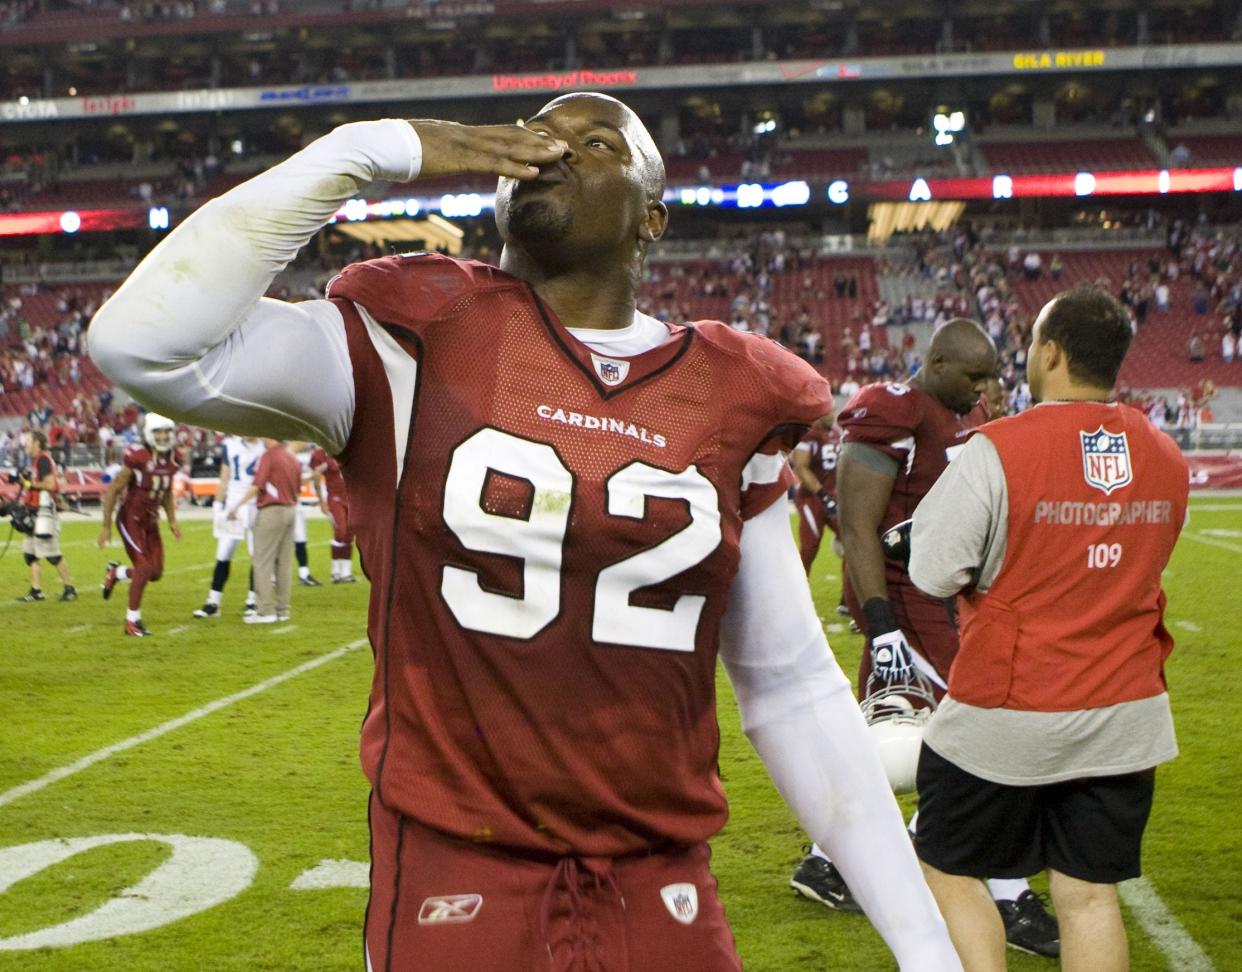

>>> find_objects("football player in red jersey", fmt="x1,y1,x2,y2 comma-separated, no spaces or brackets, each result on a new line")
97,413,183,636
792,322,1059,959
791,413,843,575
309,444,356,583
90,96,962,970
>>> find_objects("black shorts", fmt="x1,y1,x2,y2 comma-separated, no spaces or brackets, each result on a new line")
914,743,1155,885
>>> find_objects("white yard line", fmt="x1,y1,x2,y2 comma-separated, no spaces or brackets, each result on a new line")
166,625,190,637
272,625,297,634
1119,877,1218,972
1173,620,1202,633
0,638,367,810
1183,532,1242,555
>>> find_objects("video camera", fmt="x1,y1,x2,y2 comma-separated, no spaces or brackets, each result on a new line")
0,471,36,535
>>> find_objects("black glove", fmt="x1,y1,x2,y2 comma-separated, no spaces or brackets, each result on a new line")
880,518,913,564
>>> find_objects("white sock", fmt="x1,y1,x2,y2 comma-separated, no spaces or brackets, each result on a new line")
809,843,831,862
246,591,256,606
116,566,130,582
988,878,1031,902
341,561,352,577
207,589,222,606
126,609,141,623
299,565,310,579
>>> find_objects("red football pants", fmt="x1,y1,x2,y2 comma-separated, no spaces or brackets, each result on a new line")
793,491,838,575
326,495,353,549
365,793,741,972
117,509,163,611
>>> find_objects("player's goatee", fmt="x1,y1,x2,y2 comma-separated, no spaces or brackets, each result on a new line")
505,197,572,243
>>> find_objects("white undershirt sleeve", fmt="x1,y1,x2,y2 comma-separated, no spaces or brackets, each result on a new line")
88,119,422,453
720,500,962,972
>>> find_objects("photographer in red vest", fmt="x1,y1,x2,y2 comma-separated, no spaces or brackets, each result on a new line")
17,428,77,602
907,285,1189,972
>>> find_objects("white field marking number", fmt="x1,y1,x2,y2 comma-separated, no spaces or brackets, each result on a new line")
441,427,721,653
1087,542,1123,568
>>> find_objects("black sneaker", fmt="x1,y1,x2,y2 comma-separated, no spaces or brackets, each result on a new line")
790,852,862,914
193,602,220,618
59,585,77,602
835,602,851,616
299,574,323,587
243,603,257,617
17,587,45,602
997,890,1060,958
332,575,358,584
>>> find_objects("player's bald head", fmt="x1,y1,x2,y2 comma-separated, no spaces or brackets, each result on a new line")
923,318,998,414
929,318,996,363
533,92,666,200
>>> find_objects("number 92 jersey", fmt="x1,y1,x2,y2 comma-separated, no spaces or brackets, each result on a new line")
327,254,830,857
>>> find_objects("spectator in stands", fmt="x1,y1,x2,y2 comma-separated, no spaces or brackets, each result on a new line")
1223,329,1236,364
1049,254,1064,281
1187,332,1205,362
1022,251,1043,280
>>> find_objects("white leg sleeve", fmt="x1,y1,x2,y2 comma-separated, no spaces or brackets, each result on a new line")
719,500,961,972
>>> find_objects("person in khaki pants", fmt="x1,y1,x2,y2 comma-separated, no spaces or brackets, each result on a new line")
228,438,301,623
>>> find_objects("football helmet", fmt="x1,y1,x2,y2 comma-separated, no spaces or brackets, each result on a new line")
860,668,937,794
143,412,176,453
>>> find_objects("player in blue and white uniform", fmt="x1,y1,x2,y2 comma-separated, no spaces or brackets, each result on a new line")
192,434,266,618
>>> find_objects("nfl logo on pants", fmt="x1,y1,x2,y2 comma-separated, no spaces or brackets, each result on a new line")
660,883,699,925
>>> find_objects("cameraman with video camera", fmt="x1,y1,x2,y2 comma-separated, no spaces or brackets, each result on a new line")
14,429,76,602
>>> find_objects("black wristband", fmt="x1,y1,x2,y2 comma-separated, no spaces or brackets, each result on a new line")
862,597,899,640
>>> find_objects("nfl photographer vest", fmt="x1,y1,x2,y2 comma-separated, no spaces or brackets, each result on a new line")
22,450,59,510
951,402,1188,712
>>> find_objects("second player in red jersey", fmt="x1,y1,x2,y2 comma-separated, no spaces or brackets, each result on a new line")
98,413,183,636
791,414,841,574
309,444,356,583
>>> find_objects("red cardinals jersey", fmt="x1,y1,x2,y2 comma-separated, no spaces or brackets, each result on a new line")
309,446,346,502
838,382,980,587
326,254,829,857
796,424,841,496
119,445,179,519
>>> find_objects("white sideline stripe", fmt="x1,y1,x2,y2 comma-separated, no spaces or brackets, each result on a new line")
1184,532,1242,555
0,638,368,810
1189,503,1242,511
1119,877,1217,972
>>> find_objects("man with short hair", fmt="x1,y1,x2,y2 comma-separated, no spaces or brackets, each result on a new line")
909,285,1189,972
89,95,960,970
16,428,76,603
790,413,841,576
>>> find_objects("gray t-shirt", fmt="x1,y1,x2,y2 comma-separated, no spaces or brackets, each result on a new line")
908,422,1177,785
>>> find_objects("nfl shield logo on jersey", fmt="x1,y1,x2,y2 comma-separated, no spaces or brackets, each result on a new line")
591,353,630,387
660,883,699,925
1080,427,1132,495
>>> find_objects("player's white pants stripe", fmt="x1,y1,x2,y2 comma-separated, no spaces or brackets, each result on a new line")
358,303,418,486
800,504,820,538
117,520,142,554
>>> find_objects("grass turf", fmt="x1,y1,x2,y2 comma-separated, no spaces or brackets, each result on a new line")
0,501,1237,969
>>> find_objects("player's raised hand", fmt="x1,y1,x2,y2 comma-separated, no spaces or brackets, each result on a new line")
407,120,567,181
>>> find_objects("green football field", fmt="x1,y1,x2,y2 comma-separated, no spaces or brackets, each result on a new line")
0,500,1238,971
